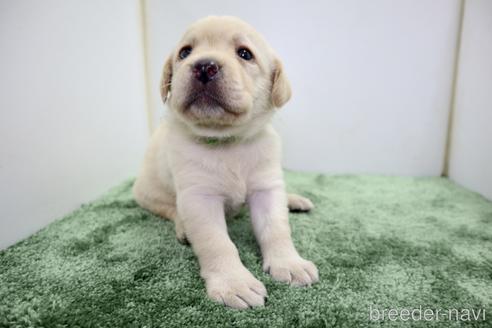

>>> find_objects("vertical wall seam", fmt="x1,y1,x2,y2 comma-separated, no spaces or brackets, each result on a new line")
138,0,155,136
442,0,466,177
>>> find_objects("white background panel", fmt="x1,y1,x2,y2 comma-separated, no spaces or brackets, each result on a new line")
449,0,492,200
0,0,148,249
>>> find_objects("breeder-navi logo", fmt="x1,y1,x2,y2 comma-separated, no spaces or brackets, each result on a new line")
369,305,486,322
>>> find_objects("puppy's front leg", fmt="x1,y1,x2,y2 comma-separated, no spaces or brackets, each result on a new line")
249,188,319,286
178,191,267,309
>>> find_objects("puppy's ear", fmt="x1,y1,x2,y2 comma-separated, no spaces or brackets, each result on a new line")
271,58,292,108
160,54,173,103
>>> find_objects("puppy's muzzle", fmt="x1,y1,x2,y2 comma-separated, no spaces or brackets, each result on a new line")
193,59,220,84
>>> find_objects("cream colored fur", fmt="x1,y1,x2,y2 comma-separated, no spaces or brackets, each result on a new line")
133,16,318,309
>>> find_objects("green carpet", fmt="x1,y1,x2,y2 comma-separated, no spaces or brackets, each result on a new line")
1,172,492,328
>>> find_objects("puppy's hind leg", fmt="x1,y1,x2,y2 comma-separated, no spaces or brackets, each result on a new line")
142,200,187,244
133,183,187,244
287,193,314,212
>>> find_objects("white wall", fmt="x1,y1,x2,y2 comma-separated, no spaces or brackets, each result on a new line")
144,0,462,176
0,0,148,249
448,0,492,201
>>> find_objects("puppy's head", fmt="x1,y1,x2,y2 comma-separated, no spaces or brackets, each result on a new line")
161,16,291,138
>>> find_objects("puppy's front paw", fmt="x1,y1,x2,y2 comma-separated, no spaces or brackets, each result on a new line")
264,255,319,286
288,193,314,212
205,267,267,309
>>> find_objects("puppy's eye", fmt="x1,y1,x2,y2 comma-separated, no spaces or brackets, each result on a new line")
237,47,253,61
178,46,192,60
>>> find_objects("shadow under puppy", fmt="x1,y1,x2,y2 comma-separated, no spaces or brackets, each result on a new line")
133,16,318,309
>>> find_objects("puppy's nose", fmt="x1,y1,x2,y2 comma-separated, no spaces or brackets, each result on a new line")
193,59,220,84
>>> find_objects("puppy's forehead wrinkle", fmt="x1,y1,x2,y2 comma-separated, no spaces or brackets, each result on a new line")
181,18,270,52
180,36,196,47
182,34,250,52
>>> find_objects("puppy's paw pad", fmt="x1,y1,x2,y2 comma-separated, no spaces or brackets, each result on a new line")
264,256,318,286
206,269,267,309
288,194,314,212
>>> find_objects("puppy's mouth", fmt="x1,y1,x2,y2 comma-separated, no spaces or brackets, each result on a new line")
183,90,241,117
185,90,224,109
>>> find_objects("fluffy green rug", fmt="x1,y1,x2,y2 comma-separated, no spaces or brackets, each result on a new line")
1,172,492,328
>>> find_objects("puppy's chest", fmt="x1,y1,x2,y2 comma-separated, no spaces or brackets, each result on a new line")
184,146,262,205
203,153,252,200
170,134,280,208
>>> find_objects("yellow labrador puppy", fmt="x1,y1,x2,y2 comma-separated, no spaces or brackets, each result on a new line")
133,16,318,309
